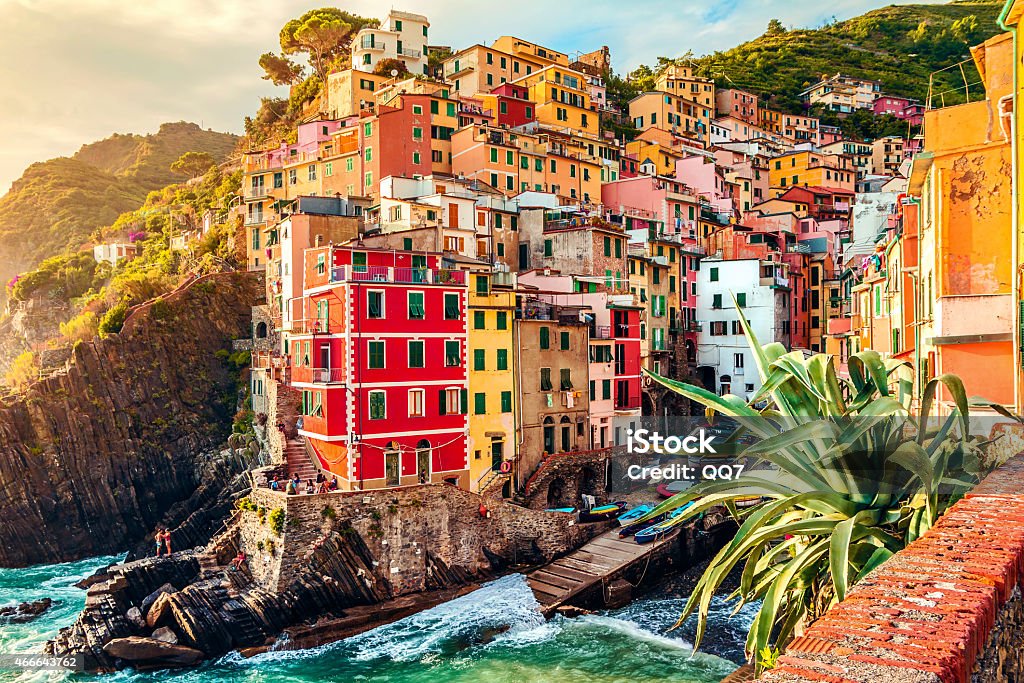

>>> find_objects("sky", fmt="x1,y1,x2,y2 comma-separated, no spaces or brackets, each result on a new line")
0,0,946,193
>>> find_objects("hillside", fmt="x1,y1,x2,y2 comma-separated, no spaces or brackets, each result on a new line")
0,122,239,289
683,1,1004,114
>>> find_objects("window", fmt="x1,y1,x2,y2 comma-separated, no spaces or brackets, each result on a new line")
369,390,386,420
324,162,333,177
368,290,384,319
474,392,487,414
475,275,490,295
444,293,460,320
560,368,573,390
431,100,439,114
615,239,622,258
710,321,727,336
289,169,297,185
539,326,550,349
500,391,512,413
496,311,507,329
408,389,424,417
560,331,570,350
497,348,508,370
544,239,553,257
709,267,719,282
604,236,611,256
273,172,283,188
474,310,486,329
473,348,486,371
446,102,456,117
602,379,611,400
540,367,553,391
412,104,423,115
445,340,460,366
365,147,373,162
364,122,372,137
368,341,385,368
413,151,421,165
346,158,354,172
413,127,423,140
712,293,723,309
409,341,425,368
408,292,425,319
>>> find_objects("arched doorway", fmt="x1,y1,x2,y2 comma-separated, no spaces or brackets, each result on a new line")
547,476,567,507
560,416,572,452
255,321,268,339
416,439,431,483
543,417,555,454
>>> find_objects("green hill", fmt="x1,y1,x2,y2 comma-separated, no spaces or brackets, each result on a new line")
0,122,239,290
686,1,1004,114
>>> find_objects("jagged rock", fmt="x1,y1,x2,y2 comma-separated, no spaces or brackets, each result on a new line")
146,593,174,629
103,637,204,667
126,607,144,628
0,597,53,623
150,627,178,644
0,272,264,568
140,583,175,616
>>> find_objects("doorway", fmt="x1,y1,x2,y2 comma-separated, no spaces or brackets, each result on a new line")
385,450,400,486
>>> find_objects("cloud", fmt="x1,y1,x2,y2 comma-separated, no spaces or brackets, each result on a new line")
0,0,946,192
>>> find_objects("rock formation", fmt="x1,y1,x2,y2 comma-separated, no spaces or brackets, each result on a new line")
0,272,263,567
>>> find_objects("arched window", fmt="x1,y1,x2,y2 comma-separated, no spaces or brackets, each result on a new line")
256,321,268,338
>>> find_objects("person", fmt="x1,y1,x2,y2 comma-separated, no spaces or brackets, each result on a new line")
155,528,165,557
270,475,280,491
162,529,172,556
478,503,490,519
305,479,315,494
286,478,297,495
291,473,301,491
329,476,338,491
418,469,427,485
316,471,325,484
295,416,304,431
317,480,329,494
230,551,246,572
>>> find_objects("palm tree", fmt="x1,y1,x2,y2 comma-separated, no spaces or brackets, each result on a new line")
640,304,997,671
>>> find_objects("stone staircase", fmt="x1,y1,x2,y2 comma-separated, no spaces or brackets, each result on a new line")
283,437,319,484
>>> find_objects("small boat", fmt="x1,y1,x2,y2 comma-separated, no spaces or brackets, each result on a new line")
545,507,576,514
656,479,694,499
617,504,655,526
578,501,626,523
619,509,670,538
635,502,695,544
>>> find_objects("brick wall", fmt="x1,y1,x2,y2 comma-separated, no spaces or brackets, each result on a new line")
760,456,1024,683
243,483,601,593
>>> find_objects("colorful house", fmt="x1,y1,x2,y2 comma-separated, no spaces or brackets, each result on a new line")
290,246,470,490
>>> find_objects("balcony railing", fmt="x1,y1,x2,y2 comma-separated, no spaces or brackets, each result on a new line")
330,266,467,285
244,186,272,200
590,325,611,339
298,413,327,436
399,47,422,58
291,366,345,384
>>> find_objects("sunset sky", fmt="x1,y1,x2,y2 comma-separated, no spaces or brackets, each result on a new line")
0,0,945,192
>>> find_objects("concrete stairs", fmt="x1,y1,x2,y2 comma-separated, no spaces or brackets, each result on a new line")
283,437,319,484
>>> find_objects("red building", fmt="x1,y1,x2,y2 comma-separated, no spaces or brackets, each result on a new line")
290,245,470,490
611,306,642,411
486,83,536,128
361,94,437,186
872,95,924,126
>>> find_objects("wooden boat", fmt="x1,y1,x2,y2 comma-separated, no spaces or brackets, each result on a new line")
578,501,626,523
545,507,576,514
635,502,695,544
616,504,655,526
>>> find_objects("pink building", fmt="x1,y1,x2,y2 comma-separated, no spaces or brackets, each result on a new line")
715,88,759,124
872,95,924,126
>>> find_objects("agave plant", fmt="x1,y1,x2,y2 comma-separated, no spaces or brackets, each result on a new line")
641,304,995,671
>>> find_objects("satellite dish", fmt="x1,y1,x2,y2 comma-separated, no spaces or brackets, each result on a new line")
390,69,399,77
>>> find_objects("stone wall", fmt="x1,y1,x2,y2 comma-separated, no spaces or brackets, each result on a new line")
244,483,602,594
759,455,1024,683
0,271,263,567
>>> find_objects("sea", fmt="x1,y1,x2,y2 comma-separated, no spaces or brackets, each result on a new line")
0,555,756,683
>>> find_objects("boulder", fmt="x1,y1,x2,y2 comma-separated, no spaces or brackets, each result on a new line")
145,593,174,628
126,607,144,628
0,598,53,623
102,637,204,667
140,583,175,615
150,627,179,644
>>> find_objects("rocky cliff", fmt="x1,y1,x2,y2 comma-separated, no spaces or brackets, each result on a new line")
0,271,263,567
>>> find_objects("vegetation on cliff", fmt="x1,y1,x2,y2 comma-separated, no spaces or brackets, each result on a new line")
0,122,239,289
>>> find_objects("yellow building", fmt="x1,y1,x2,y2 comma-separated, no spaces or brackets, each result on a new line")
441,44,544,97
768,150,857,194
999,0,1024,411
654,64,715,136
467,269,518,492
512,65,598,137
628,92,705,144
491,36,569,67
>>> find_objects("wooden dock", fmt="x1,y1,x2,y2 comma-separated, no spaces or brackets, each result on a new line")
526,527,679,615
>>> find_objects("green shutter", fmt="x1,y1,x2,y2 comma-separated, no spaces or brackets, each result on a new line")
560,368,572,390
539,326,550,349
474,311,486,329
602,379,611,400
438,389,447,415
497,349,508,370
589,381,595,401
737,292,747,307
560,331,569,350
474,392,486,414
540,368,552,391
713,294,722,308
500,391,512,413
544,239,553,257
710,267,719,282
460,388,468,414
474,348,485,370
410,342,424,368
496,311,507,329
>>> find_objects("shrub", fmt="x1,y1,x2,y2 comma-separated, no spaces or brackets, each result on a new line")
59,311,99,343
149,297,171,320
4,351,38,390
268,507,286,535
98,300,130,336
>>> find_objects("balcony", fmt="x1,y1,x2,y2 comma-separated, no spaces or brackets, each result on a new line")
330,266,467,285
399,47,422,58
244,214,266,227
244,186,272,201
590,325,611,339
298,413,328,437
291,366,346,384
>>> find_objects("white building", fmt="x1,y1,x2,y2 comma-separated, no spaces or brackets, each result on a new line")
93,242,141,268
696,257,790,400
351,10,430,76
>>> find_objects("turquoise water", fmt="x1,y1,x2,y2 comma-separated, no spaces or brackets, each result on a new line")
0,557,754,683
